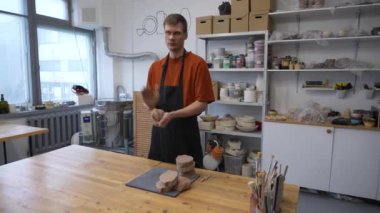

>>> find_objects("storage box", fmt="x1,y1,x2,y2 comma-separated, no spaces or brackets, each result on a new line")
196,16,213,35
249,12,272,31
213,15,230,34
231,0,250,16
250,0,274,13
231,14,249,33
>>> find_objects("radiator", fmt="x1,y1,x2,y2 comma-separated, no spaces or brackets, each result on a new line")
27,110,80,155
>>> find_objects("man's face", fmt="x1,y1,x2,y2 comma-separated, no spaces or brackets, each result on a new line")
164,23,187,53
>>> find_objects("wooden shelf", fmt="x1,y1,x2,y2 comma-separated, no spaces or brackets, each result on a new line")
268,35,380,45
269,3,380,19
265,119,380,132
302,87,335,91
201,129,262,138
268,68,380,72
213,100,264,106
197,31,267,40
210,68,264,72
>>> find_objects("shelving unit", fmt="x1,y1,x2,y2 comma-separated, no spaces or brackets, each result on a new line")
268,68,380,72
209,68,264,72
268,35,380,45
201,129,262,138
197,31,269,155
267,1,380,98
269,3,380,18
302,87,335,91
213,100,264,107
197,31,267,40
263,0,380,201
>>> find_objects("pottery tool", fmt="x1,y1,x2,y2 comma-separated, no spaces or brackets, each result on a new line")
273,174,285,212
283,165,288,177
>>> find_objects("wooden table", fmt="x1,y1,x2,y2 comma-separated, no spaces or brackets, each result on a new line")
0,123,48,164
0,145,299,212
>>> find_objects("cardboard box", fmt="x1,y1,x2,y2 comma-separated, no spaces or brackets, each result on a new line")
231,14,249,33
249,12,272,32
231,0,250,16
213,15,230,34
196,16,213,35
250,0,274,13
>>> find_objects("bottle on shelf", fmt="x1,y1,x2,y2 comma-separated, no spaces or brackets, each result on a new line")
0,94,10,114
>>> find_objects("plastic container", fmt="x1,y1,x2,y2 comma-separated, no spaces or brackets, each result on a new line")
223,153,245,175
223,57,231,68
213,57,222,68
254,53,264,62
245,57,255,68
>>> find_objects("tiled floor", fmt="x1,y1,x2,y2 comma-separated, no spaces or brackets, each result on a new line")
297,188,380,213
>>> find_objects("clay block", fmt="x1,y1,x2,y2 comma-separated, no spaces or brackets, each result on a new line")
179,170,196,179
176,155,194,168
177,162,195,173
155,181,171,193
159,170,178,188
175,176,192,192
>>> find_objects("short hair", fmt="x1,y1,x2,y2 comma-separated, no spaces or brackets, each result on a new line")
163,13,188,34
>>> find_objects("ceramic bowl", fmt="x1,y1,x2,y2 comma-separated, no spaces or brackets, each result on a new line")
350,118,362,125
198,121,215,130
216,118,236,127
236,115,256,123
363,117,376,128
237,120,256,128
236,124,257,132
215,125,235,131
200,114,219,122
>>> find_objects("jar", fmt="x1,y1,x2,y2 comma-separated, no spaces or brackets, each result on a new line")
219,88,228,100
223,57,230,68
236,56,243,68
231,55,237,68
244,88,257,103
245,56,255,68
272,56,280,69
213,57,222,68
281,57,290,69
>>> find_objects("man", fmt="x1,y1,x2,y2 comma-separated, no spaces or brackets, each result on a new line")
144,13,214,167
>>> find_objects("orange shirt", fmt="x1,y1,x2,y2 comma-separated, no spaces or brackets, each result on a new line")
147,52,214,107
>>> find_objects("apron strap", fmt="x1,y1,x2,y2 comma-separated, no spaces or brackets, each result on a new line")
159,49,187,87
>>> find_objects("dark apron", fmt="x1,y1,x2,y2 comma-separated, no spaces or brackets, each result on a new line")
148,50,203,167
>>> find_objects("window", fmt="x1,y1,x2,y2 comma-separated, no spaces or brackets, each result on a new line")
0,0,96,105
38,27,94,102
36,0,69,20
0,0,25,15
0,13,29,104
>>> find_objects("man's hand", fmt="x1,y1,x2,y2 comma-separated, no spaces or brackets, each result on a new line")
158,112,174,128
142,85,159,109
150,108,164,127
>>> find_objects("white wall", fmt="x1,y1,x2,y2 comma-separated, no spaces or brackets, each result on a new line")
96,0,380,114
96,0,226,99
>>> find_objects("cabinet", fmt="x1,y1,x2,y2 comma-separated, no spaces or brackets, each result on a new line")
197,31,269,141
330,128,380,200
262,121,333,191
264,121,380,200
